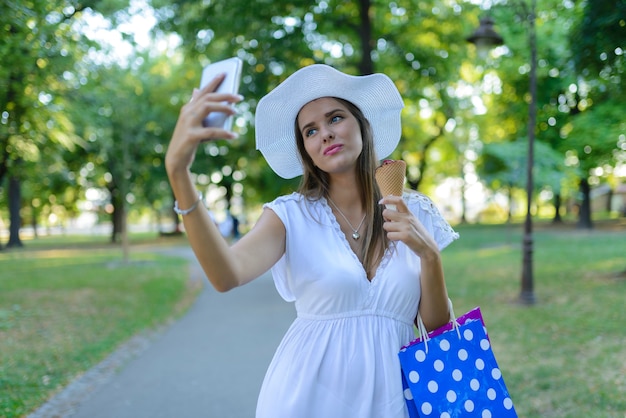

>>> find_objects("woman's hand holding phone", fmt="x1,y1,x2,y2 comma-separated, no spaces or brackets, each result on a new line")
165,58,243,178
199,57,243,131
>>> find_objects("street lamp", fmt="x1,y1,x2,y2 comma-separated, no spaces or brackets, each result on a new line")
466,17,504,57
467,2,537,305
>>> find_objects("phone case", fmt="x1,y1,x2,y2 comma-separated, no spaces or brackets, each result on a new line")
199,57,243,131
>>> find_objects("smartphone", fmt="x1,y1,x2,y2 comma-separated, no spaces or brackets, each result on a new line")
199,57,243,131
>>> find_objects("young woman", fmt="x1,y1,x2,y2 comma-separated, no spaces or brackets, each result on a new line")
165,64,458,418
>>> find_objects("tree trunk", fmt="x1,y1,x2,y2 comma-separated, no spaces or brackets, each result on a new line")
577,177,593,229
552,193,563,223
121,202,129,263
406,129,446,192
356,0,373,75
31,203,39,238
7,175,23,247
110,187,123,243
0,147,8,190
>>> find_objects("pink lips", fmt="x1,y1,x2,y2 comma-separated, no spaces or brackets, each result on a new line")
323,144,343,156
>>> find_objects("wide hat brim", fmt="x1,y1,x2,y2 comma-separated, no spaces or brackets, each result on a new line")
255,64,404,179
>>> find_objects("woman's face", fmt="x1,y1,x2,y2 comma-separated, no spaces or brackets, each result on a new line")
297,97,363,176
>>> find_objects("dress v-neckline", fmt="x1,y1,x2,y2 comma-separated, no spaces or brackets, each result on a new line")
322,197,393,283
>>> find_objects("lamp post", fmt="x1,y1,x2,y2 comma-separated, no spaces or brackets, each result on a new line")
467,1,537,305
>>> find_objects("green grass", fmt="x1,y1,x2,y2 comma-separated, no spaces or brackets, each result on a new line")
0,234,198,418
443,222,626,418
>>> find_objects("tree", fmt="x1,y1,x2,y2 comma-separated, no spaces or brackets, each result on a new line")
71,47,189,245
566,0,626,228
0,0,129,248
477,140,578,220
563,100,625,226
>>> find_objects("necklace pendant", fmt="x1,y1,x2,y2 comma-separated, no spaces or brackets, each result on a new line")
352,232,360,240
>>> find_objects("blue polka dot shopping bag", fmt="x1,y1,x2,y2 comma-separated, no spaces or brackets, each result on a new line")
398,306,517,417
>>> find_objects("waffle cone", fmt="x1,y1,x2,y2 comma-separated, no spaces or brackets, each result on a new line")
375,160,406,197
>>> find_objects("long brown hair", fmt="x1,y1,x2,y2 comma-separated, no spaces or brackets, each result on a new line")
295,97,389,277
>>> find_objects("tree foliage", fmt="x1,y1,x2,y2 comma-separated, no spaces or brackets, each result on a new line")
571,0,626,84
566,0,625,176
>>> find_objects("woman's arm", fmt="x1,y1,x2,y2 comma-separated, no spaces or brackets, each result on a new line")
380,195,450,331
165,75,285,292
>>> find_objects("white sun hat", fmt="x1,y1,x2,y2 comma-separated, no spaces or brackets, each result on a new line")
255,64,404,179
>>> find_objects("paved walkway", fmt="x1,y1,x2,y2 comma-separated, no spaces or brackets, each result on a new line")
30,246,295,418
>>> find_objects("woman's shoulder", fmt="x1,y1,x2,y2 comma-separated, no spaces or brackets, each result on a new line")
264,193,326,228
264,192,325,213
265,192,305,207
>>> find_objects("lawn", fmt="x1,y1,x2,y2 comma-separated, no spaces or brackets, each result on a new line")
0,235,198,418
443,222,626,417
1,222,625,418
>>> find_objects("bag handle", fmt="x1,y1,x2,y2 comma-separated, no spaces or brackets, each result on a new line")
416,298,460,353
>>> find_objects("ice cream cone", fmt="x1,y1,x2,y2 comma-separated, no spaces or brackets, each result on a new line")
375,159,406,211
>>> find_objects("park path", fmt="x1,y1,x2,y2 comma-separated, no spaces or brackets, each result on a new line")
29,246,295,418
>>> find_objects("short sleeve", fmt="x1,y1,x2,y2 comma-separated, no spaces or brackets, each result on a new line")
262,195,297,302
405,191,459,250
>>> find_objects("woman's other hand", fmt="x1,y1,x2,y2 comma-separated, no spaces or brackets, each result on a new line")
379,195,440,261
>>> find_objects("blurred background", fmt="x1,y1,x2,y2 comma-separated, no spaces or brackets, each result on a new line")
1,0,625,417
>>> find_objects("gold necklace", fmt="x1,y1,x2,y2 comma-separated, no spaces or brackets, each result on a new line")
327,196,366,240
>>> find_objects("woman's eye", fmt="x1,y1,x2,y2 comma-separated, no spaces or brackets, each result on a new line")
305,128,317,137
330,115,343,124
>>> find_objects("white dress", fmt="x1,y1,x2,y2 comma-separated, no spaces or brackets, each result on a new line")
256,191,458,418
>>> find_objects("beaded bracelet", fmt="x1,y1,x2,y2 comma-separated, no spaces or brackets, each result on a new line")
173,192,203,216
